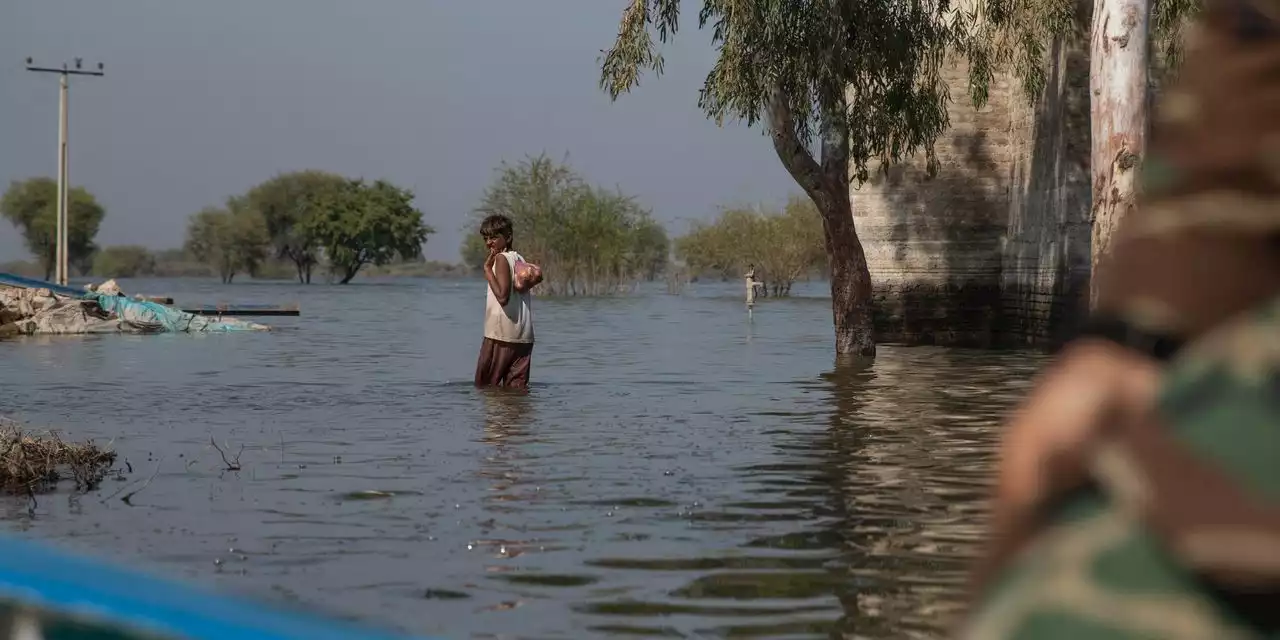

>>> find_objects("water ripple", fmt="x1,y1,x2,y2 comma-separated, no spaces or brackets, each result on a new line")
0,277,1043,638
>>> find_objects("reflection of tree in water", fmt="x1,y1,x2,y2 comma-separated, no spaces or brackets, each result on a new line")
667,349,1041,638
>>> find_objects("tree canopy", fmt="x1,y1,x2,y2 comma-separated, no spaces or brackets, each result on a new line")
300,179,432,284
601,0,965,182
243,170,348,283
600,0,969,356
1,177,106,280
965,0,1199,106
470,154,670,296
184,198,271,284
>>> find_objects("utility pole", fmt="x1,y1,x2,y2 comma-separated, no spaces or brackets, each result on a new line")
25,57,105,286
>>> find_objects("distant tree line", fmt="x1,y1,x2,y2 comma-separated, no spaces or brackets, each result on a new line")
0,247,469,282
187,171,434,284
1,173,435,285
3,170,822,297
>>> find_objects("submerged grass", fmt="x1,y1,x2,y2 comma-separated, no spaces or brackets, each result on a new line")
0,418,117,494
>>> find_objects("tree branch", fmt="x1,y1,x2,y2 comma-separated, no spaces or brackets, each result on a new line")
210,437,243,471
767,91,827,201
819,98,852,189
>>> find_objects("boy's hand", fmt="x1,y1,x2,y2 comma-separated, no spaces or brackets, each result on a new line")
484,248,498,270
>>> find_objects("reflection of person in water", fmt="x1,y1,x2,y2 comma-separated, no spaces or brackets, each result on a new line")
481,388,532,435
964,2,1280,637
477,389,534,502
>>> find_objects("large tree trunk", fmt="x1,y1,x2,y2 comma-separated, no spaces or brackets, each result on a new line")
1089,0,1150,307
818,189,876,357
768,92,876,358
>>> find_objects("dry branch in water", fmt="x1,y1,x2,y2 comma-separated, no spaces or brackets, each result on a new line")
210,437,244,471
0,418,117,494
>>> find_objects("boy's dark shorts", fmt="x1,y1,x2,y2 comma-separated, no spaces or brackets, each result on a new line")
474,337,533,388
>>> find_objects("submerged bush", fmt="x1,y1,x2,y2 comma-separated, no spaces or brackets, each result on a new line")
676,196,826,296
467,154,670,296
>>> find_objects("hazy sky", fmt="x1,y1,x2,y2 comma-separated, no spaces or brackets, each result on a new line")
0,0,798,263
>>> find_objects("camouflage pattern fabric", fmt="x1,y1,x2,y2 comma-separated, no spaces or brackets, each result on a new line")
963,292,1280,639
964,0,1280,635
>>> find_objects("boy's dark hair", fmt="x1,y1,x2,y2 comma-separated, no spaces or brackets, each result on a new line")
480,214,513,240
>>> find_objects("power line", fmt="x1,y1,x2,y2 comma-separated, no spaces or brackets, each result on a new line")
24,56,106,286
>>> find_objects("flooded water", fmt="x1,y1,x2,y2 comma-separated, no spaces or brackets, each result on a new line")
0,277,1044,639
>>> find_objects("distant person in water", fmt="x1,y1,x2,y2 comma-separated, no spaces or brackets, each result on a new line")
745,264,763,310
474,214,540,389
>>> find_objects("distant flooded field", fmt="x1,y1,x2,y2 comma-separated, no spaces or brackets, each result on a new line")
0,277,1041,638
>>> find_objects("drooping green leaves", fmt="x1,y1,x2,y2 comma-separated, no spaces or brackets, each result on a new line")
600,0,966,182
966,0,1200,108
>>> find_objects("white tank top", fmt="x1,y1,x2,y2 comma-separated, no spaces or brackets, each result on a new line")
483,250,534,344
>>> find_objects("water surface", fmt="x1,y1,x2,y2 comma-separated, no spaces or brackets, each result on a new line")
0,277,1043,638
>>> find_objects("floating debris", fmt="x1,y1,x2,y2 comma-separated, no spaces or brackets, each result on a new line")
341,490,396,501
0,275,270,336
0,417,117,493
421,589,471,600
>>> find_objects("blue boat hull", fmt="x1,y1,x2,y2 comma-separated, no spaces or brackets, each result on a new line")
0,533,438,640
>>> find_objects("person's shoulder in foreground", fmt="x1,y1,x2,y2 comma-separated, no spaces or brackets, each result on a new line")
962,1,1280,637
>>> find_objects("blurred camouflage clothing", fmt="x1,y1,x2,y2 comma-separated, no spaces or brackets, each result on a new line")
964,292,1280,638
965,0,1280,636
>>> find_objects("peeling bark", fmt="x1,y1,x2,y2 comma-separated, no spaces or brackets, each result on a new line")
767,92,876,358
1089,0,1151,307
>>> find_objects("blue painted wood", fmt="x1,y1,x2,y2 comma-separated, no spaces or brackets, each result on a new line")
0,533,440,640
0,273,86,298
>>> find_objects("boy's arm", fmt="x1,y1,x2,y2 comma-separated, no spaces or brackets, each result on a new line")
485,254,512,306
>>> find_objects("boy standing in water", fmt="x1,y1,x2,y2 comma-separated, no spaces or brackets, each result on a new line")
474,215,536,389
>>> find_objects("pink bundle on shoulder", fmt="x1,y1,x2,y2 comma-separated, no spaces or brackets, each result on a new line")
513,258,543,290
